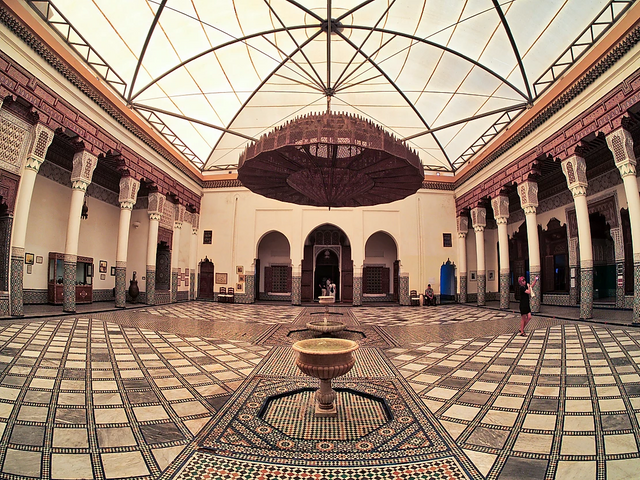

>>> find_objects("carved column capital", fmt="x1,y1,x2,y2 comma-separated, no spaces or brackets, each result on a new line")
24,124,54,173
495,216,508,225
518,180,538,211
458,232,467,239
470,206,486,230
457,215,468,236
149,212,162,221
119,175,140,209
562,155,588,198
523,205,537,215
148,191,165,217
491,195,509,220
70,150,98,187
606,127,637,178
175,204,186,224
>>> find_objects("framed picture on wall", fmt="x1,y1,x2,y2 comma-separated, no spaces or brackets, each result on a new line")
470,271,477,281
238,274,246,282
99,260,107,273
215,273,227,284
100,274,106,280
110,266,116,276
25,253,34,265
36,256,43,264
488,270,495,281
236,266,244,274
236,282,244,292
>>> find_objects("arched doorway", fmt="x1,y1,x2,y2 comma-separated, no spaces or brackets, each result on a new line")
257,231,291,301
198,257,214,299
363,231,398,302
540,218,569,293
590,212,615,300
301,225,352,303
156,242,171,292
315,249,340,299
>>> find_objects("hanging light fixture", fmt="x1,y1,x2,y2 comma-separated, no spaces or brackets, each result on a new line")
237,112,424,208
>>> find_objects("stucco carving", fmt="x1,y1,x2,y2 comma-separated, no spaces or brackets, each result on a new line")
0,109,31,175
70,150,98,188
148,191,165,216
491,195,509,219
457,215,468,235
606,128,636,177
118,176,140,209
470,207,486,229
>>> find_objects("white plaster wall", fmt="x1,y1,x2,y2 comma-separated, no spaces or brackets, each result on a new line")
198,187,457,293
126,209,151,293
23,175,69,289
24,175,120,290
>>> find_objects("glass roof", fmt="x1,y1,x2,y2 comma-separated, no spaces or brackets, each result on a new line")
28,0,635,174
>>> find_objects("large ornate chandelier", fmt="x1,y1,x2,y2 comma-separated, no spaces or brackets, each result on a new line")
237,112,424,208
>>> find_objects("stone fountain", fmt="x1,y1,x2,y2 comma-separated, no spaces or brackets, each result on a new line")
306,307,345,334
292,338,359,416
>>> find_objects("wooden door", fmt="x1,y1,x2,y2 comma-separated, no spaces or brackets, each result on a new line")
301,245,313,302
393,260,400,302
156,246,171,291
198,260,214,299
341,245,353,303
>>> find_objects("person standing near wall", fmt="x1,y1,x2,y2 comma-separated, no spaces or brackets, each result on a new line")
518,275,538,336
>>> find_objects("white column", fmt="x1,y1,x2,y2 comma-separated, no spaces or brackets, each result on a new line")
114,175,140,307
562,155,593,319
471,206,487,306
457,215,468,303
171,204,186,303
145,191,165,305
491,195,510,310
606,127,640,322
63,150,98,312
10,124,54,316
189,213,199,300
518,181,541,312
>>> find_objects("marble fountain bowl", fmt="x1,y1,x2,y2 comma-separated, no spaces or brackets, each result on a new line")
306,319,346,334
292,338,359,416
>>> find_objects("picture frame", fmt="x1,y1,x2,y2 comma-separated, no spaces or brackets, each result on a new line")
99,260,107,273
236,265,244,274
238,274,246,283
110,266,116,276
26,265,33,274
100,273,106,281
469,271,477,281
25,253,34,265
215,272,228,284
236,282,244,292
35,256,43,264
488,270,495,281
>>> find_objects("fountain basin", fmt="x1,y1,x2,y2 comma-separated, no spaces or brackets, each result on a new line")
306,319,346,334
292,338,359,416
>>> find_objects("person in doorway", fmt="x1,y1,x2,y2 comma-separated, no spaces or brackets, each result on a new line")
327,279,336,298
320,278,327,297
518,275,538,336
424,284,435,306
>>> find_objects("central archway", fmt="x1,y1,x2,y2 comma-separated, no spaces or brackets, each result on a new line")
301,225,352,303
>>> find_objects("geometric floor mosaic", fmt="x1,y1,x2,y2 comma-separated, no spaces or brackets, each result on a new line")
0,304,638,479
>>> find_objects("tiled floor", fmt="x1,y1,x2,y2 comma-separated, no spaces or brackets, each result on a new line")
0,302,638,479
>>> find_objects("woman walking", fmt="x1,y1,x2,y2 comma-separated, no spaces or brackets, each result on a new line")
518,275,538,336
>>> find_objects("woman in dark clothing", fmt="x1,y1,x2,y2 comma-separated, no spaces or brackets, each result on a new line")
518,275,538,336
